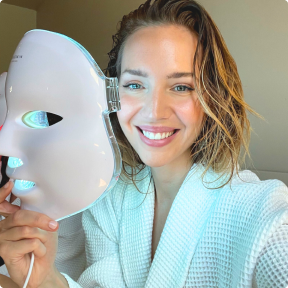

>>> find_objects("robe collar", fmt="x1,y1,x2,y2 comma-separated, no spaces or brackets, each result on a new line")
119,163,226,287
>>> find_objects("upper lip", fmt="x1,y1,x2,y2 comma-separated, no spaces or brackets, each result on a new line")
137,125,178,133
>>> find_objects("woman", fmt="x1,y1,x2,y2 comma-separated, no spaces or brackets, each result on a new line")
0,0,288,287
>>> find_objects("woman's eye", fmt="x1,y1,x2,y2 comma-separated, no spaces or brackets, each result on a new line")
173,85,194,92
122,83,143,90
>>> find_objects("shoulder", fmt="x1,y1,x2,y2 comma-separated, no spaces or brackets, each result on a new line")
216,169,288,220
225,169,288,201
186,164,288,201
188,164,288,224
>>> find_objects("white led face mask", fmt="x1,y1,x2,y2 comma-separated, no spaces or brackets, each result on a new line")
0,72,7,130
0,30,121,221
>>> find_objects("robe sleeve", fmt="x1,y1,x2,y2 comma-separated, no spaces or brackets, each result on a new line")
61,187,127,288
252,224,288,288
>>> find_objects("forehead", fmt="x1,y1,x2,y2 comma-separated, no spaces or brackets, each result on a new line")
121,24,201,72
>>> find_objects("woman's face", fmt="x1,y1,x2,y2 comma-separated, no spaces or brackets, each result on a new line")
117,24,205,168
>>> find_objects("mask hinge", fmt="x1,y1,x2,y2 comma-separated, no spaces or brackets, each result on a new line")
105,77,120,112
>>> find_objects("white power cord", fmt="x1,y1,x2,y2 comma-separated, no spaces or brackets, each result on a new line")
23,252,34,288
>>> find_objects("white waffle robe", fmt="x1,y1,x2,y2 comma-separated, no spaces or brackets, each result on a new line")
61,164,288,288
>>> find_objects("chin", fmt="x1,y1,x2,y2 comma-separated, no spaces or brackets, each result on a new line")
138,154,171,168
144,161,167,168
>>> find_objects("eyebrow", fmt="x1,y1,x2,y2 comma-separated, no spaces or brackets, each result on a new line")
121,69,196,79
167,72,195,79
122,69,148,77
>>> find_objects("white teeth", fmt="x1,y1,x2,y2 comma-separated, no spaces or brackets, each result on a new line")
155,133,161,140
142,130,174,140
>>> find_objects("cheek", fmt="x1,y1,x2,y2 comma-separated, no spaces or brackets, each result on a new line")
177,98,204,131
117,95,140,132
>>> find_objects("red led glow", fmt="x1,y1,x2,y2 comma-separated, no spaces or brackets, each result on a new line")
0,125,2,131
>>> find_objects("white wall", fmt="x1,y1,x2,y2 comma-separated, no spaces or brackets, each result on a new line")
197,0,288,185
37,0,145,70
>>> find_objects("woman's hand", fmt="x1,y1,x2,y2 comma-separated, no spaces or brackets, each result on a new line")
0,179,20,218
0,209,59,288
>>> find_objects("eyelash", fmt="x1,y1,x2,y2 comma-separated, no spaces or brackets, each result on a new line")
122,83,143,90
122,83,195,92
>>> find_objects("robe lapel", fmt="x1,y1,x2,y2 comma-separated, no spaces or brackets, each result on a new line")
144,164,221,288
119,168,155,287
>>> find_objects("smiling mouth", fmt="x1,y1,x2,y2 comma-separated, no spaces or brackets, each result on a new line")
137,127,178,140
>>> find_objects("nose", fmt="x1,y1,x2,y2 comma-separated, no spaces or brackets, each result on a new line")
141,87,171,120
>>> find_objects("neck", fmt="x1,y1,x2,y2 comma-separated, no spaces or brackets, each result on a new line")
151,155,193,205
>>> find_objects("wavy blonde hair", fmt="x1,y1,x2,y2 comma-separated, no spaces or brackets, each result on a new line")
104,0,262,189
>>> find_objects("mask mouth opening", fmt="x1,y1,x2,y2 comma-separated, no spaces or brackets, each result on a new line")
14,180,36,190
7,159,36,190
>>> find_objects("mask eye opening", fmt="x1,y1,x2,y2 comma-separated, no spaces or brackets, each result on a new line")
46,112,63,126
22,111,63,129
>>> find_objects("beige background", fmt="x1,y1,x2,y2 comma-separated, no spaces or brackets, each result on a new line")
0,0,287,184
0,3,36,73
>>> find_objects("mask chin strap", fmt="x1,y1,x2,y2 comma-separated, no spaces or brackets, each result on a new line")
23,252,34,288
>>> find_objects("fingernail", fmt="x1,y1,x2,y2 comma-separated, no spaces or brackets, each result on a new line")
4,182,9,188
9,179,15,183
48,220,58,229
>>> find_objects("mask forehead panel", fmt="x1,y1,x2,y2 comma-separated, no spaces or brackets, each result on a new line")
0,30,121,221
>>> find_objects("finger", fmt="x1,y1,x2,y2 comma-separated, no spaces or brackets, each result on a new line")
0,226,48,243
0,238,47,261
0,210,58,232
0,182,20,217
0,180,14,202
0,200,20,217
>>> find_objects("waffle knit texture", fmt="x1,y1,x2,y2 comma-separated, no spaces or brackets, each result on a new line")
59,164,288,288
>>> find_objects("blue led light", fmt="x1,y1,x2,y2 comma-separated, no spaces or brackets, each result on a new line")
14,180,35,190
22,111,49,129
8,157,23,168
